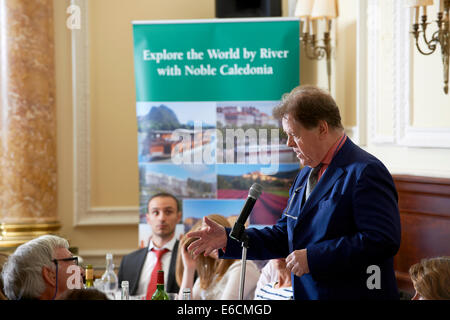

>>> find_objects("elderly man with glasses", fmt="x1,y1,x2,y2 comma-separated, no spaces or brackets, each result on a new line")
1,235,84,300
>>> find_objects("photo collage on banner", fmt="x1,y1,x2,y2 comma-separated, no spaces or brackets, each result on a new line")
133,18,300,247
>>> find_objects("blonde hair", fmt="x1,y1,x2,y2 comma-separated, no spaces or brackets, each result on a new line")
175,214,236,289
409,256,450,300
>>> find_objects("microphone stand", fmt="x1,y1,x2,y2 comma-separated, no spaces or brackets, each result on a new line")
229,183,262,300
230,223,249,300
238,233,249,301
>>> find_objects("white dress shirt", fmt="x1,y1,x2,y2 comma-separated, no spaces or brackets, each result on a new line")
136,236,177,296
192,260,260,300
254,261,278,297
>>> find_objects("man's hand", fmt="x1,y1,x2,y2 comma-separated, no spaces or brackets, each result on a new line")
286,249,309,277
186,216,227,258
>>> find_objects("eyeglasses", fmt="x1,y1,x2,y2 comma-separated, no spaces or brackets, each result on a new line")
50,256,79,300
52,256,79,266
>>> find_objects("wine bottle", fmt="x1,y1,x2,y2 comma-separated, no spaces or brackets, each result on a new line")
85,264,94,288
151,270,169,300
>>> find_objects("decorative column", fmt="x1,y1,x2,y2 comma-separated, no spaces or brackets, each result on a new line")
0,0,60,249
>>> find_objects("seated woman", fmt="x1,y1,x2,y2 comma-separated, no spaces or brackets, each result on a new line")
176,214,260,300
409,256,450,300
254,258,293,300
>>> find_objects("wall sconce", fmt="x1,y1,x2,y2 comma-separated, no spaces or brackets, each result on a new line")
295,0,338,91
408,0,449,94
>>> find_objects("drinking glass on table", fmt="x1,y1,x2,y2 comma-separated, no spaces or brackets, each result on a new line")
167,293,178,300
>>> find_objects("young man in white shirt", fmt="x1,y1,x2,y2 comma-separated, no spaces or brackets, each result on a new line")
118,193,182,297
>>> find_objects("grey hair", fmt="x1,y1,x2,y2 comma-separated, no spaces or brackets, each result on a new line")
1,235,69,300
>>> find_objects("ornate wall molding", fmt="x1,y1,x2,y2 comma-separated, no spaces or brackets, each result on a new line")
367,0,380,144
71,0,138,226
353,0,368,146
395,0,450,148
367,0,396,144
366,0,450,148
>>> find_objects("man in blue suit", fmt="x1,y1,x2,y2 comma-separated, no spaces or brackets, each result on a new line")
187,85,401,300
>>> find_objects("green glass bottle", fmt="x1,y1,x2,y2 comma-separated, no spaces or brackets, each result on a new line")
151,270,169,300
85,264,94,288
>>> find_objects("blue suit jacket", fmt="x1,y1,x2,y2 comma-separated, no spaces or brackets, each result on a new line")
221,138,401,300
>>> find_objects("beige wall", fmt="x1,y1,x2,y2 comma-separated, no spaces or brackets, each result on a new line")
299,0,357,128
54,0,450,266
334,0,357,127
54,0,76,244
364,0,450,178
54,0,215,265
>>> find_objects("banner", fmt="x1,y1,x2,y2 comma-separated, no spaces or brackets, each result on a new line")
133,18,300,247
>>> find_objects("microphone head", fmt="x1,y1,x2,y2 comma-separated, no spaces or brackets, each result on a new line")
248,183,263,199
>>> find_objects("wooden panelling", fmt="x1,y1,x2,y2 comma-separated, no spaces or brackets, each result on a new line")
393,175,450,295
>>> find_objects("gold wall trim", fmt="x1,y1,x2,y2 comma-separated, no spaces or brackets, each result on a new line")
0,223,61,249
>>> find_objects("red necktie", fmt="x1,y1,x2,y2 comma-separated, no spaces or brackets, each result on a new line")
146,248,169,299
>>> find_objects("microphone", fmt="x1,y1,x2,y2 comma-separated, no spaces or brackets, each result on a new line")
229,183,263,243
